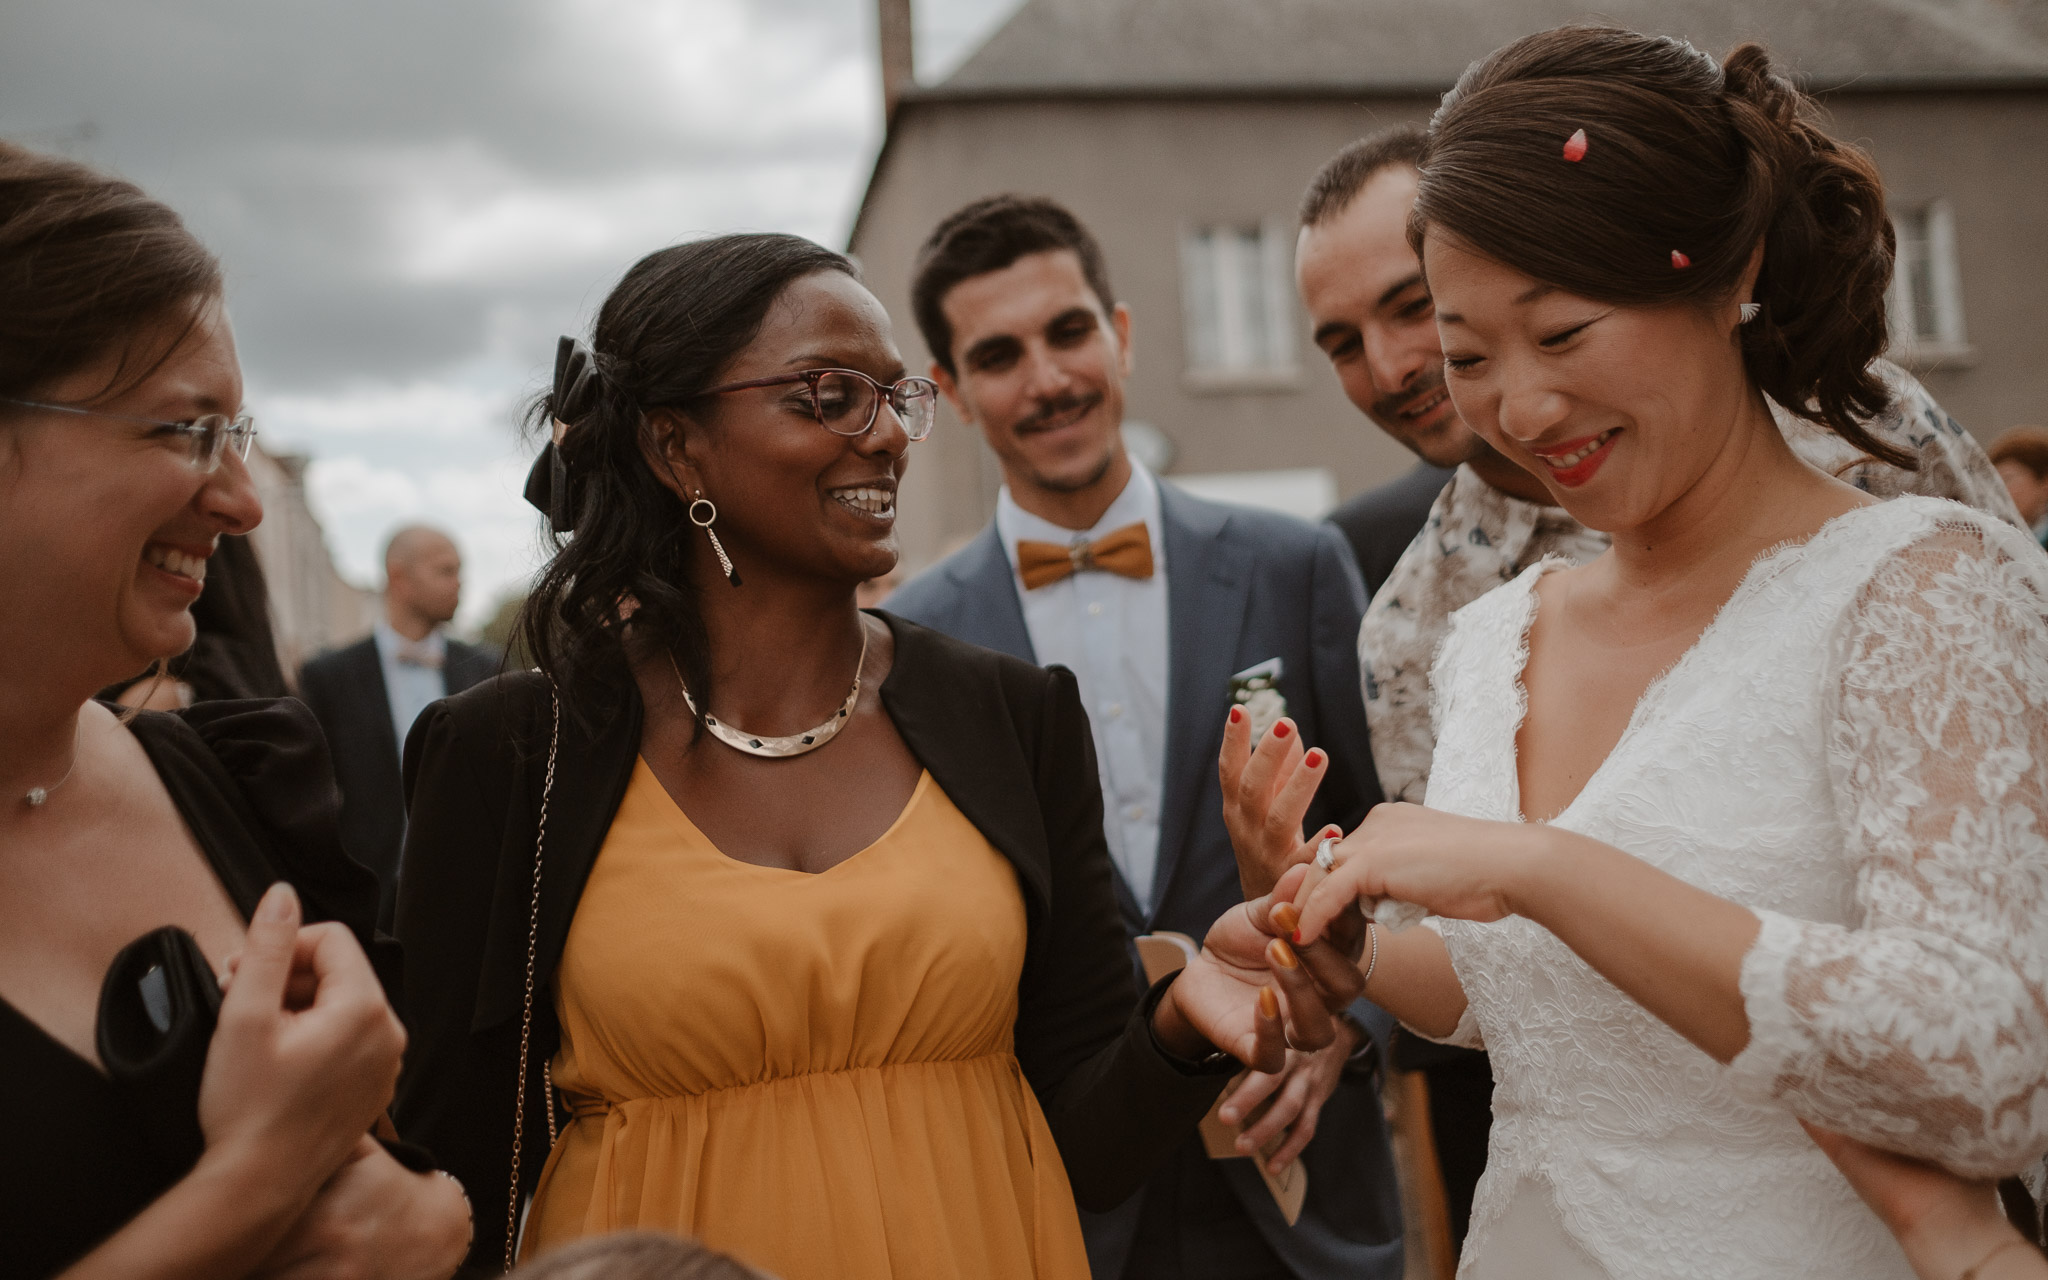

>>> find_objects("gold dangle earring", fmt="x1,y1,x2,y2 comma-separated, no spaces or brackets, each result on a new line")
689,495,742,586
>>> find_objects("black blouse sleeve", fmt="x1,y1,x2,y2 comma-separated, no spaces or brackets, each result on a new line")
166,697,396,999
1011,666,1233,1212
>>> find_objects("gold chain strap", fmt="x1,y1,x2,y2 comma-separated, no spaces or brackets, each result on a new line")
504,686,560,1271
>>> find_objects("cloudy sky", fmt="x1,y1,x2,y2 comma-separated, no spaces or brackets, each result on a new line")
1,0,1018,627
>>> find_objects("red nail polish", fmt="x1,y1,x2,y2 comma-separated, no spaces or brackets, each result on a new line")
1229,706,1243,724
1305,749,1324,768
1291,930,1302,945
1272,721,1290,739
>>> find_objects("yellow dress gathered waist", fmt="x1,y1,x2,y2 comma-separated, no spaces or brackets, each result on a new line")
522,761,1090,1280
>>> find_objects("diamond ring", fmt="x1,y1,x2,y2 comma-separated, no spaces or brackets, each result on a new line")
1314,836,1337,872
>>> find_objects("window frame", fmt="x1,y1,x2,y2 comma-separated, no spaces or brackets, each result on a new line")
1887,199,1973,366
1178,217,1303,392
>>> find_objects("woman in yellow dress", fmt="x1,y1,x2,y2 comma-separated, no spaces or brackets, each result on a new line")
392,233,1337,1277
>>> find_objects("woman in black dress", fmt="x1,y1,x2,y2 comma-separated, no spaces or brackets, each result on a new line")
0,141,470,1278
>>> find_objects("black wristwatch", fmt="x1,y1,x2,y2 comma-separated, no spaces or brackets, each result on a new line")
1142,974,1241,1077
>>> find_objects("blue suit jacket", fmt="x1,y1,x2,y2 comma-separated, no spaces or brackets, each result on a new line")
889,482,1404,1278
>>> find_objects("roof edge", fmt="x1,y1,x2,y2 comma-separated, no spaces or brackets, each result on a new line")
845,116,904,254
911,72,2048,104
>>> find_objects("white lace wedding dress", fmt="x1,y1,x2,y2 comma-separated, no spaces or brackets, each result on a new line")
1419,497,2048,1279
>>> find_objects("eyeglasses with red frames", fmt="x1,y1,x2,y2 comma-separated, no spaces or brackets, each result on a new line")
0,397,257,472
699,368,939,441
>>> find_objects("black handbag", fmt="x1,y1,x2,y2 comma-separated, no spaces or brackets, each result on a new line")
95,925,222,1180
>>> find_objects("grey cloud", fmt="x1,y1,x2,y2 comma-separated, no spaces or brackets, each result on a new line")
3,0,1009,610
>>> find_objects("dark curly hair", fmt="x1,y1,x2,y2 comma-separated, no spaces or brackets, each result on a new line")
1410,26,1912,468
516,233,857,725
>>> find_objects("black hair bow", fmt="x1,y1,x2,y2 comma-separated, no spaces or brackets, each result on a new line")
524,336,603,532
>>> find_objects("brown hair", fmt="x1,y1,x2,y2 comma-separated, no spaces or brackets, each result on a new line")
508,1232,774,1280
1299,125,1426,228
1989,426,2048,481
0,141,221,403
910,194,1116,377
1410,26,1911,468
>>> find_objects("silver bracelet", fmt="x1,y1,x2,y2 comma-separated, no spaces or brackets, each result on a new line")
1359,920,1380,991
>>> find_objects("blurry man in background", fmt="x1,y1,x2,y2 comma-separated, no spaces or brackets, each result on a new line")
1989,425,2048,544
300,524,497,928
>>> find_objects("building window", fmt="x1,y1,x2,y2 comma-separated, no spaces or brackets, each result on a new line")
1889,201,1968,357
1180,220,1298,387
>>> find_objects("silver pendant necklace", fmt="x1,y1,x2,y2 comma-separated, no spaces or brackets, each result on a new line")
23,733,78,808
669,625,869,758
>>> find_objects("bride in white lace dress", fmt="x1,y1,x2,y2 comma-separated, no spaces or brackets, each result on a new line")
1226,28,2048,1280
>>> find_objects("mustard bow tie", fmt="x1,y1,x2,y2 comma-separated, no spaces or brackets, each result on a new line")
1016,522,1155,590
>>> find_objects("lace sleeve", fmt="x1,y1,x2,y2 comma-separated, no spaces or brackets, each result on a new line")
1404,919,1485,1049
1728,516,2048,1175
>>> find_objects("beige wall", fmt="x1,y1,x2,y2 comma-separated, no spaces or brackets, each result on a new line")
1825,91,2048,437
851,89,2048,573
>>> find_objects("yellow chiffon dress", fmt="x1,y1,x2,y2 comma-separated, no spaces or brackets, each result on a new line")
521,760,1093,1279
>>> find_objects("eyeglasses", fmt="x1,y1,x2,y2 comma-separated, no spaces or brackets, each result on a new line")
0,397,257,472
699,369,939,442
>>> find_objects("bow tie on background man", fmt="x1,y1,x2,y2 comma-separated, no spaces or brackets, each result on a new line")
1017,522,1155,591
393,641,444,670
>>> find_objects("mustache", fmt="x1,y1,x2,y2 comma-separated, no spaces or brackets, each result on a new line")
1013,390,1103,433
1371,367,1447,424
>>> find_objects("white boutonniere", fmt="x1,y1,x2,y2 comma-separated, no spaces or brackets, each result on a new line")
1229,658,1288,739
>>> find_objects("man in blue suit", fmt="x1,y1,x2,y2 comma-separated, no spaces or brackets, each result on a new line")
888,195,1402,1280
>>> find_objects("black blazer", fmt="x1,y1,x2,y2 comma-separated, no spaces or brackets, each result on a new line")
391,612,1234,1272
299,633,497,926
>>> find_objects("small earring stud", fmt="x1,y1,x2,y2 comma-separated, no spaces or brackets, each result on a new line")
1739,302,1762,324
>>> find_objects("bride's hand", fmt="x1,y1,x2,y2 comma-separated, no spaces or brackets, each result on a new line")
1295,803,1547,946
1152,902,1347,1074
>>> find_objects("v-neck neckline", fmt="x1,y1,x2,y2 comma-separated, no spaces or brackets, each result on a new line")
0,712,254,1081
636,758,934,877
1502,504,1877,825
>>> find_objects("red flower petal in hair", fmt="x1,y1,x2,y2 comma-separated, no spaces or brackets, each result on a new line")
1671,250,1693,269
1562,128,1588,162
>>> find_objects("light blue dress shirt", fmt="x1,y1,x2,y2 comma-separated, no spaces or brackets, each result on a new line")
996,462,1171,909
372,618,449,754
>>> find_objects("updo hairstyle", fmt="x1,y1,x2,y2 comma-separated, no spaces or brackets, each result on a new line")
1411,26,1912,468
0,141,221,404
517,233,857,722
